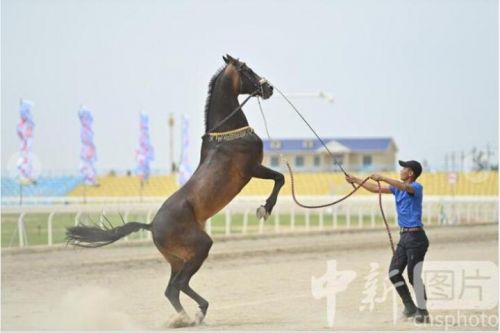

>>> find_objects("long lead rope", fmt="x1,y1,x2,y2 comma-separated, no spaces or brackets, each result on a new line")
257,90,397,259
257,97,271,140
285,161,396,258
272,86,350,177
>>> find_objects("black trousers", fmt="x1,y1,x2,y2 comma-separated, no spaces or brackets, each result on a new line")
388,230,429,309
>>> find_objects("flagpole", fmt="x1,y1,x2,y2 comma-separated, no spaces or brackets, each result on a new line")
168,113,175,174
140,178,144,202
136,112,154,202
178,115,192,187
79,106,97,201
17,99,35,205
19,183,23,206
83,183,87,204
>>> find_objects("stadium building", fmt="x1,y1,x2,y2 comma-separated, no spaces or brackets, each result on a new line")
263,137,398,173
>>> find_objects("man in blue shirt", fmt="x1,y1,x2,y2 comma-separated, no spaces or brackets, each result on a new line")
346,160,429,323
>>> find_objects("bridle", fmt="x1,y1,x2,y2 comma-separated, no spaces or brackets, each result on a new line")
238,64,269,98
205,63,269,134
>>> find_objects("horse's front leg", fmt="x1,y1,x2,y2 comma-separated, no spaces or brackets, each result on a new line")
251,165,285,220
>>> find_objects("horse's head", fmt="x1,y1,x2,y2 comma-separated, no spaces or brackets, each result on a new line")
222,54,273,99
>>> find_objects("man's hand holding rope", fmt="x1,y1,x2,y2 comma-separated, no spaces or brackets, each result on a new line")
345,174,392,194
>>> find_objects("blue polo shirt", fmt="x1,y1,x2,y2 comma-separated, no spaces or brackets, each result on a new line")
389,182,424,228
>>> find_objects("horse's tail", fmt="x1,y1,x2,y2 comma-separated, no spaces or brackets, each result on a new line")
66,221,152,248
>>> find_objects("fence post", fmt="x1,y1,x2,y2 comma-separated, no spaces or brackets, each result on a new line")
48,212,55,246
18,212,26,248
333,206,338,229
146,209,153,240
426,206,431,225
466,203,471,223
206,218,212,236
74,211,82,226
290,206,295,231
482,203,487,222
346,205,351,229
319,210,324,231
225,210,231,236
455,204,461,224
99,210,105,228
259,217,264,234
494,202,498,222
305,210,310,231
274,209,280,233
124,210,130,241
242,209,248,235
371,206,376,228
493,202,498,222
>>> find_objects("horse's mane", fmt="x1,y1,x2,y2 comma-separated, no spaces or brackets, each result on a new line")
204,65,226,133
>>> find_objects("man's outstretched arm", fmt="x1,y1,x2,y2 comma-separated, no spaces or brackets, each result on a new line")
345,174,392,194
370,174,415,194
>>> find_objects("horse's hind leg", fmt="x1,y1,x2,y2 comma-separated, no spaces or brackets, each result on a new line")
181,284,209,323
173,232,213,325
164,260,193,328
165,231,213,327
165,267,183,312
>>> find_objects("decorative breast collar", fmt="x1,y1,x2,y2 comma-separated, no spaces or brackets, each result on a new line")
204,126,255,142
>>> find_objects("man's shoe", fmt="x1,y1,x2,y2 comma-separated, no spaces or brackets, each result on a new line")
415,308,430,323
402,301,417,318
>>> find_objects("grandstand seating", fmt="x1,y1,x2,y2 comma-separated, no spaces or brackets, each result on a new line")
68,171,498,197
1,171,497,198
69,175,178,197
1,176,82,197
240,171,499,196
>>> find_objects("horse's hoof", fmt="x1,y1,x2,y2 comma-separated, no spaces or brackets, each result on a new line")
194,310,206,325
169,311,194,328
256,205,270,220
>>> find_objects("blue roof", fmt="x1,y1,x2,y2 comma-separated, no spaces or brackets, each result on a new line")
263,137,395,153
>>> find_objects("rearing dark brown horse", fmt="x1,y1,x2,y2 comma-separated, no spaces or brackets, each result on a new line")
66,54,285,327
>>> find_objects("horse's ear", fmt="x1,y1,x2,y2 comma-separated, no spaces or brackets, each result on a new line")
225,54,236,63
222,55,229,64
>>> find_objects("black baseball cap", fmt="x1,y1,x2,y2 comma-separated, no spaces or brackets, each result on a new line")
398,160,422,179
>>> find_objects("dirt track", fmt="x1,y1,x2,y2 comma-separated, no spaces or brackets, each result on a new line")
2,223,498,330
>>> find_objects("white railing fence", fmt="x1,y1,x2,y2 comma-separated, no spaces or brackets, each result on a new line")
1,196,498,248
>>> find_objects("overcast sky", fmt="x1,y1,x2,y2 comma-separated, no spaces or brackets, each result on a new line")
2,0,498,176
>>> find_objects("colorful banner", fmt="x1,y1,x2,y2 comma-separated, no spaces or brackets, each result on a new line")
136,112,155,181
78,106,97,185
16,99,36,184
178,114,192,186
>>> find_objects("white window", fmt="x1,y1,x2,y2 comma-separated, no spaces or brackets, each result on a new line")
332,154,344,165
303,140,314,148
270,140,282,149
363,155,372,166
295,155,305,167
314,156,321,167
